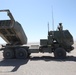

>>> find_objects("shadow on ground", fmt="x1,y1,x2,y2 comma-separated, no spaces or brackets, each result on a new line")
30,56,76,62
0,55,76,72
0,58,29,72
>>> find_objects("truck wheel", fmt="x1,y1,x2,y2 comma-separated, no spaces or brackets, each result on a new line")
15,48,28,59
54,48,66,59
3,49,14,59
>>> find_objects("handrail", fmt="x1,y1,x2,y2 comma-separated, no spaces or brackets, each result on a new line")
0,9,15,23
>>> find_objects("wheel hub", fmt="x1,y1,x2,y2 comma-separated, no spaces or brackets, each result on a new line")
6,52,10,56
19,52,23,56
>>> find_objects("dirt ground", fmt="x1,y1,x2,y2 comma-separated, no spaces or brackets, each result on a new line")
0,42,76,75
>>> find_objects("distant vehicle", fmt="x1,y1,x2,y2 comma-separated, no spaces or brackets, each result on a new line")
0,9,74,59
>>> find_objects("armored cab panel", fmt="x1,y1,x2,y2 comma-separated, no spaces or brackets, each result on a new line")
52,30,74,46
62,30,74,45
0,20,27,45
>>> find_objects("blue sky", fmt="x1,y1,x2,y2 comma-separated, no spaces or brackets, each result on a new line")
0,0,76,43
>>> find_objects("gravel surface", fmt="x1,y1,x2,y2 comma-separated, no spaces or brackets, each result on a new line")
0,42,76,75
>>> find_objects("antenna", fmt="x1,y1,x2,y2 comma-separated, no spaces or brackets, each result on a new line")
47,22,50,36
51,6,54,36
48,22,49,33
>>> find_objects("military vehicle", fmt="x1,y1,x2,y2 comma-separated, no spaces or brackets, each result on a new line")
0,9,74,59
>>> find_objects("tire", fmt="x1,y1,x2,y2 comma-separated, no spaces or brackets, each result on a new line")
3,49,14,59
15,48,28,59
54,48,66,59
